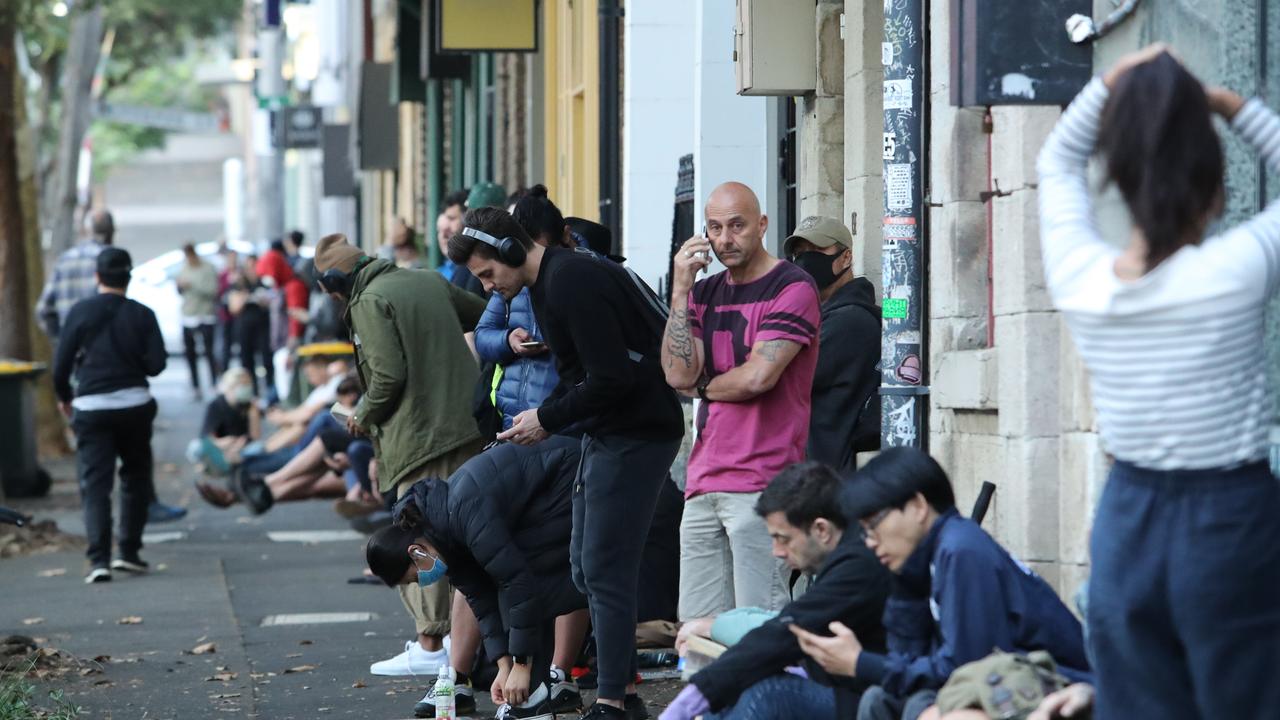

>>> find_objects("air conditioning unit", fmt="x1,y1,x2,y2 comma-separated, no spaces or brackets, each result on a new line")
734,0,816,96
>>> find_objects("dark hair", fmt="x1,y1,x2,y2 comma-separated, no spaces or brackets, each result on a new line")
856,447,955,514
90,210,114,244
98,272,129,289
181,242,196,255
755,462,848,530
366,525,418,587
336,376,361,397
1096,51,1224,270
442,190,468,213
447,207,534,264
289,230,305,247
506,187,528,207
511,185,567,246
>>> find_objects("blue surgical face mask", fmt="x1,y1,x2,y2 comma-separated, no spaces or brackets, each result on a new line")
413,549,448,587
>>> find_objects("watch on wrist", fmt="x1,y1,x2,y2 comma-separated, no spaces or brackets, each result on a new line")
696,376,711,402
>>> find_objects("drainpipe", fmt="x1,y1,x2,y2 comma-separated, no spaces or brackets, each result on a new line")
880,0,929,449
598,0,622,248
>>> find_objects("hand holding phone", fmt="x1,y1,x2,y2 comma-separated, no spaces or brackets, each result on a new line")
330,401,354,422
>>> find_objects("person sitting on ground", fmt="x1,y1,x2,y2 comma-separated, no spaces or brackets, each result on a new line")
789,448,1092,720
662,462,890,720
191,368,262,474
366,437,587,720
197,377,362,513
391,223,428,270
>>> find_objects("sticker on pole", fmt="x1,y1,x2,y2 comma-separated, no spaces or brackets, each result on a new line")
883,216,916,242
884,80,913,110
883,298,909,319
886,164,913,210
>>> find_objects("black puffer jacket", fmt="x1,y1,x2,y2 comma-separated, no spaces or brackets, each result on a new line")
393,437,582,660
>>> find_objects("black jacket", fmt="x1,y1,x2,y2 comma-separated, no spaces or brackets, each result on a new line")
393,438,584,660
691,535,891,718
808,278,881,471
529,247,684,441
53,293,166,402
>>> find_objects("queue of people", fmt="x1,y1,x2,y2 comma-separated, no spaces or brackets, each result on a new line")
42,44,1280,720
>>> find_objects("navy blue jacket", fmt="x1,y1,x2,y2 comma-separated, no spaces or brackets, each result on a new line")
474,288,560,429
855,510,1092,695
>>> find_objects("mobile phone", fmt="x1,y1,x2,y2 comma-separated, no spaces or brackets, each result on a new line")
330,401,353,422
519,341,547,349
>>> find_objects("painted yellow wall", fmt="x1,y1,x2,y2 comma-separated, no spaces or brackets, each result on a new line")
542,0,600,220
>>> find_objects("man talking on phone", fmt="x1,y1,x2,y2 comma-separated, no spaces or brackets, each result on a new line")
448,206,683,720
663,182,822,624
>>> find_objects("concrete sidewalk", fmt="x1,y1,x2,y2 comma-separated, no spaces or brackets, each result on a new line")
2,367,677,719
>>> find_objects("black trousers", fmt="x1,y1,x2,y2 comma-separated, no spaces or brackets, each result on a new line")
183,322,221,391
237,312,275,394
72,400,158,567
570,433,682,700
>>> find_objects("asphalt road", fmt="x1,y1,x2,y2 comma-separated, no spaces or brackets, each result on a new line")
2,366,678,719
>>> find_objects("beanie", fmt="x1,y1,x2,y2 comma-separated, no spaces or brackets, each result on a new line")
314,233,365,274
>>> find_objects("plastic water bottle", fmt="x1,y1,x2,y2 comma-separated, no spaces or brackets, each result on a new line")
434,665,455,719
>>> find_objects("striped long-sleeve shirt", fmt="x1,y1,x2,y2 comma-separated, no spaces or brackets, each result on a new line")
1037,78,1280,470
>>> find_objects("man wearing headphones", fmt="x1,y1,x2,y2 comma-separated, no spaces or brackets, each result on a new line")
447,208,684,720
312,234,489,708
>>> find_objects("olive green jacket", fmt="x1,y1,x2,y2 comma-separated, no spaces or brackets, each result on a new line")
347,259,486,492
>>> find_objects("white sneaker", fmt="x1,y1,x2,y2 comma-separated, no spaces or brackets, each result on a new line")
369,639,449,676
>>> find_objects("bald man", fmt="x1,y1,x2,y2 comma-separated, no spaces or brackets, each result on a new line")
662,182,822,622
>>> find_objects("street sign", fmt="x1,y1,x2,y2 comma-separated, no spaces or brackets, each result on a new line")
276,106,323,149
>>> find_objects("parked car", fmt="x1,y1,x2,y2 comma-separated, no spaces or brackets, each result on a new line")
129,240,257,355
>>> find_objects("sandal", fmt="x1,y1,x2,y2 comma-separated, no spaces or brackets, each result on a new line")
196,481,237,508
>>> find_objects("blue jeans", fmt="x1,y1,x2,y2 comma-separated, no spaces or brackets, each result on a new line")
342,439,375,492
703,674,836,720
242,412,340,477
856,687,936,720
1088,459,1280,720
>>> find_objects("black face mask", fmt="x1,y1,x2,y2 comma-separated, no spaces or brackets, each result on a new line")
792,251,848,289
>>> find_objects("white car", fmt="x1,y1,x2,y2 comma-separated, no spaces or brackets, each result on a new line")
128,240,316,356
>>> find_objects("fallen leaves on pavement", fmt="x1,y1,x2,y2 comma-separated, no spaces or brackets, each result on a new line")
190,642,217,655
117,616,143,625
37,567,66,577
0,520,85,558
283,664,317,674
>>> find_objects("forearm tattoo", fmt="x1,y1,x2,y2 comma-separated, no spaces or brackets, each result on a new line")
665,308,696,370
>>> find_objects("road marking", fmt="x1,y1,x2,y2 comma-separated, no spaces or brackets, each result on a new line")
261,612,377,626
266,530,364,543
142,531,187,544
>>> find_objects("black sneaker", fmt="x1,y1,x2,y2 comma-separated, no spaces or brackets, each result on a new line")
546,666,582,713
84,566,112,584
414,679,476,718
581,702,627,720
234,468,274,515
494,700,555,720
624,694,649,720
111,556,149,574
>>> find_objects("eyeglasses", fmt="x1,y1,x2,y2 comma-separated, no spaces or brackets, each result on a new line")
857,507,895,542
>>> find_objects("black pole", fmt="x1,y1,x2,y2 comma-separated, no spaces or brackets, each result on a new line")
880,0,929,449
598,0,622,250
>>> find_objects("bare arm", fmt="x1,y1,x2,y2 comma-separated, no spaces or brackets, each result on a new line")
702,339,803,402
662,235,711,389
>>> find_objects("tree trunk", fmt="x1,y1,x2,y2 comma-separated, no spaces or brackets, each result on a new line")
0,8,33,362
47,3,103,255
12,28,71,458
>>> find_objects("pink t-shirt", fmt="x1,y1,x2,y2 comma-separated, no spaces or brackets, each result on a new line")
686,261,821,497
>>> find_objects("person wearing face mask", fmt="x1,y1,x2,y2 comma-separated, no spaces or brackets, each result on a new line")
194,368,262,470
784,217,882,472
366,437,587,720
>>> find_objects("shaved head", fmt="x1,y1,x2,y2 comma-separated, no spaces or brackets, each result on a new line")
706,182,761,218
703,181,768,272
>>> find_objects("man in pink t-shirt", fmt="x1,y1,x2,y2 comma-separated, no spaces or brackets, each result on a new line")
662,181,821,621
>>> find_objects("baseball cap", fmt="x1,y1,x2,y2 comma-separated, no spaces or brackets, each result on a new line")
840,447,955,520
96,247,133,277
783,216,852,258
466,181,508,209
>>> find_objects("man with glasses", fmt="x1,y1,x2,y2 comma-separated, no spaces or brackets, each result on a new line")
789,447,1092,720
